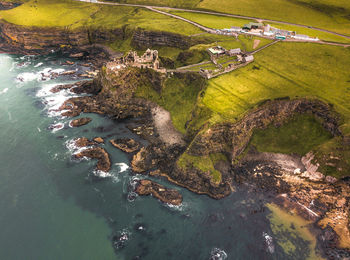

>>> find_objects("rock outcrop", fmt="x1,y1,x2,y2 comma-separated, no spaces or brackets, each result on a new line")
69,117,92,127
0,1,21,10
187,98,340,161
110,138,140,153
135,179,182,206
75,147,111,172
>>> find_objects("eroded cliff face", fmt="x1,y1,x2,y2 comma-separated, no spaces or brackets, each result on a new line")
188,98,341,161
0,20,199,55
0,20,125,54
132,29,196,49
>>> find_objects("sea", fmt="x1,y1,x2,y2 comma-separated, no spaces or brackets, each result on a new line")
0,53,320,260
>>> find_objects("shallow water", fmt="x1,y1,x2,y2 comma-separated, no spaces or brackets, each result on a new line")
0,53,319,260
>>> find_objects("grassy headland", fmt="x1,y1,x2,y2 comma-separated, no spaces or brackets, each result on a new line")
0,0,202,35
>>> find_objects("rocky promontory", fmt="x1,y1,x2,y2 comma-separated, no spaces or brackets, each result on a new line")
72,137,111,172
75,147,111,172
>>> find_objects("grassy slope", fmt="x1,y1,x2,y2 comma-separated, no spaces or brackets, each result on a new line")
135,73,207,134
203,42,350,133
0,0,201,35
249,114,333,156
180,42,350,180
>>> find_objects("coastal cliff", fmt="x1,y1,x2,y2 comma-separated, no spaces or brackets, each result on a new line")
57,66,350,256
0,19,195,55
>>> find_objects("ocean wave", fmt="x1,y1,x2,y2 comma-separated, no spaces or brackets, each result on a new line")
263,232,275,253
113,229,131,250
209,248,228,260
36,83,78,118
34,62,43,68
165,201,186,211
16,67,66,82
48,122,65,133
115,162,129,173
65,138,91,155
0,88,9,95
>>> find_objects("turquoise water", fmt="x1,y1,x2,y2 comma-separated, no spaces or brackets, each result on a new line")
0,53,314,260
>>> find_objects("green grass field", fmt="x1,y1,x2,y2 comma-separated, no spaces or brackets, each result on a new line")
169,11,350,44
197,0,350,36
202,42,350,134
170,11,253,29
0,0,201,35
108,0,350,37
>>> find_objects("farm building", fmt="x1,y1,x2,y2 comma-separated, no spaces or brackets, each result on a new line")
243,22,264,30
208,46,226,57
292,34,319,41
227,48,241,56
243,55,254,63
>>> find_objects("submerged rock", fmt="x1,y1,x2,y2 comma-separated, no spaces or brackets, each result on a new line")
110,138,140,153
135,179,182,206
69,117,92,127
93,137,104,143
74,137,96,148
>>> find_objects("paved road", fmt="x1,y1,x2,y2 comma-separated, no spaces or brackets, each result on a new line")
77,0,350,41
146,7,223,35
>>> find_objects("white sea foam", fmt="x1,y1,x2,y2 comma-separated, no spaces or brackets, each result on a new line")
16,67,66,82
49,122,65,133
263,232,275,253
0,88,8,95
65,138,91,155
210,248,228,260
34,62,43,68
16,72,39,82
165,201,186,211
36,83,78,118
93,169,113,178
115,162,129,173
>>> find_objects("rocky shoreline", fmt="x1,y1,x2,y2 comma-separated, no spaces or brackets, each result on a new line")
1,17,349,257
54,70,350,257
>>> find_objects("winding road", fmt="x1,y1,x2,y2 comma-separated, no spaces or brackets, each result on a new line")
78,0,350,46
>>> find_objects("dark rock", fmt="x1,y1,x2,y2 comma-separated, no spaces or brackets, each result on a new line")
135,179,182,206
93,137,104,143
69,117,92,127
110,138,140,153
0,1,21,10
75,147,111,172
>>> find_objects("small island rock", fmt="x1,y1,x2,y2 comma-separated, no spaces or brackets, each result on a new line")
135,179,182,206
110,138,140,153
70,117,92,127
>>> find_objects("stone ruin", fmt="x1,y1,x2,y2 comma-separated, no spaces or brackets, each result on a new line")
107,49,166,74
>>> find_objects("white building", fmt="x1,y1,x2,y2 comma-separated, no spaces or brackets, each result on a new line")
243,55,254,63
292,34,319,41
